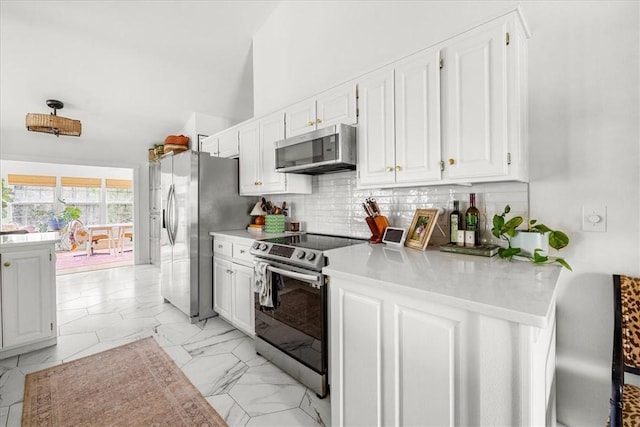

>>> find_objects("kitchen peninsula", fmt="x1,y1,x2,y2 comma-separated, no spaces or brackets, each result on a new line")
324,244,560,427
0,233,58,358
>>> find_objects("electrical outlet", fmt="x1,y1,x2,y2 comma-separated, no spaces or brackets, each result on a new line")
582,205,606,232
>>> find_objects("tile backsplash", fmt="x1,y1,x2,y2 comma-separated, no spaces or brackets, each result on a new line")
267,171,529,246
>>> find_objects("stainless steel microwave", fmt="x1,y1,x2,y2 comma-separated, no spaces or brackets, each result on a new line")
274,124,356,175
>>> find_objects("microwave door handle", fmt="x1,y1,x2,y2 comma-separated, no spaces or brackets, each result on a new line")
267,265,320,283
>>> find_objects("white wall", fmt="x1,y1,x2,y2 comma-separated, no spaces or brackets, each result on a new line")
253,2,640,426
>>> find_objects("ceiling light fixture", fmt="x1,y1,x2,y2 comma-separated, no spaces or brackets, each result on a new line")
25,99,82,137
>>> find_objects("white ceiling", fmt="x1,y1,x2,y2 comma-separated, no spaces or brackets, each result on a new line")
0,0,278,158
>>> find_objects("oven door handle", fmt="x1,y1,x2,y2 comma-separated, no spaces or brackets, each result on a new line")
267,265,321,284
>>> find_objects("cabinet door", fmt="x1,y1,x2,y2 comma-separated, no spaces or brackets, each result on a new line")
231,263,255,336
285,99,316,137
1,248,54,348
259,112,287,193
213,257,232,320
441,20,509,180
238,122,261,195
357,67,396,187
217,128,239,158
316,82,357,129
331,283,384,427
200,135,218,156
394,48,442,184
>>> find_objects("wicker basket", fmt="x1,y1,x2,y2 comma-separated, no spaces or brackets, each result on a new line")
25,113,81,137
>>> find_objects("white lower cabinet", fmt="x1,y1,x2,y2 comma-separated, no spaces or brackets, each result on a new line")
212,236,255,336
330,276,555,426
0,243,57,358
230,263,254,335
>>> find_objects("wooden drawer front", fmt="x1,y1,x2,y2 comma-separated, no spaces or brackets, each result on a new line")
233,243,253,264
213,240,232,258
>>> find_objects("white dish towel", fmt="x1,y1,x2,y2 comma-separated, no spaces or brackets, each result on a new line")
254,261,273,308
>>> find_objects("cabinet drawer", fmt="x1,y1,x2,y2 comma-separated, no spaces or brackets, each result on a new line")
213,240,232,258
233,243,253,264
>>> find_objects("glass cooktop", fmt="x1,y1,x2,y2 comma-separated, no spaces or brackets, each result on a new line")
261,233,366,252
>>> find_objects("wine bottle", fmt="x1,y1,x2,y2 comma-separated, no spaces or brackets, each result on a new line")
465,193,480,247
449,200,461,244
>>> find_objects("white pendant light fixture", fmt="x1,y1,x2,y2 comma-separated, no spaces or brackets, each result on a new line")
25,99,82,137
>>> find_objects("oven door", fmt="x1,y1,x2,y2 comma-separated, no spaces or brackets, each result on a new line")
254,261,327,375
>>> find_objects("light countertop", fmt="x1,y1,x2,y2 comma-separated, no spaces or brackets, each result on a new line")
0,232,61,249
209,229,301,243
323,243,561,328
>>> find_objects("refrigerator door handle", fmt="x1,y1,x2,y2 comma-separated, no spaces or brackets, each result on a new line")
166,184,175,246
170,183,178,245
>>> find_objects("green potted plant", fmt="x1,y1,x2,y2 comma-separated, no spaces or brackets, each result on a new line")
491,205,572,271
36,199,81,231
2,178,13,220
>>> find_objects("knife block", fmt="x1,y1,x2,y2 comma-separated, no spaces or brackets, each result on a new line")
366,215,390,243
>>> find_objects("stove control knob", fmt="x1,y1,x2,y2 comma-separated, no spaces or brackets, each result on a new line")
306,252,316,261
259,243,268,251
252,242,260,249
296,250,306,259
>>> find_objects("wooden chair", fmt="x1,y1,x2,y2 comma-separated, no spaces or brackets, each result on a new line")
609,274,640,426
86,226,115,256
116,225,133,255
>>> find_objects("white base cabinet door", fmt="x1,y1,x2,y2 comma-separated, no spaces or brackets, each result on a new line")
212,236,255,336
0,245,56,355
330,276,555,426
213,257,232,320
230,263,254,336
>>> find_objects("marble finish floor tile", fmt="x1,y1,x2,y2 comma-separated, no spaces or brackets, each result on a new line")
0,265,330,426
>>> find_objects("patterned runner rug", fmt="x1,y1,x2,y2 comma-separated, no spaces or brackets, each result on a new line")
22,337,227,426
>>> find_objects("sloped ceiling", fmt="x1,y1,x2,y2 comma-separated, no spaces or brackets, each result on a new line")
0,0,278,165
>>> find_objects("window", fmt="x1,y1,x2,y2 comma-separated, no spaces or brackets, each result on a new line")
61,177,101,225
106,179,133,224
7,174,55,230
3,171,133,230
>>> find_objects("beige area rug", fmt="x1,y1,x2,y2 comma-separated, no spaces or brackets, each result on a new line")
22,337,227,427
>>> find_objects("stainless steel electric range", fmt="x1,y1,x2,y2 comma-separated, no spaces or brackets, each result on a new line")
250,233,365,398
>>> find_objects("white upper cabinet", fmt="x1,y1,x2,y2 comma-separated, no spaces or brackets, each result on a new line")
394,48,442,185
200,127,239,158
358,47,442,188
285,81,357,137
239,112,311,195
356,67,396,187
259,113,287,192
441,18,508,181
358,10,529,188
217,128,240,158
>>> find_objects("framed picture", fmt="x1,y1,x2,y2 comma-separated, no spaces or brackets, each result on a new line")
405,208,439,250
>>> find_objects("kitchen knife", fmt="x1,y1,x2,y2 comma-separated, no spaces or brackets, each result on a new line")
362,203,373,217
370,198,381,216
367,198,379,217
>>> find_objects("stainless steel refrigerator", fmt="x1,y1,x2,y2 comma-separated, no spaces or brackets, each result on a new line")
160,151,251,322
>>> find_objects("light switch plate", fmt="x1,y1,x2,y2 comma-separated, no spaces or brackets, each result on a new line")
582,205,606,232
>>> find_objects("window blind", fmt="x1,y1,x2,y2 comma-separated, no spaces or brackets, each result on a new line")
7,174,56,187
105,179,132,189
61,177,101,188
